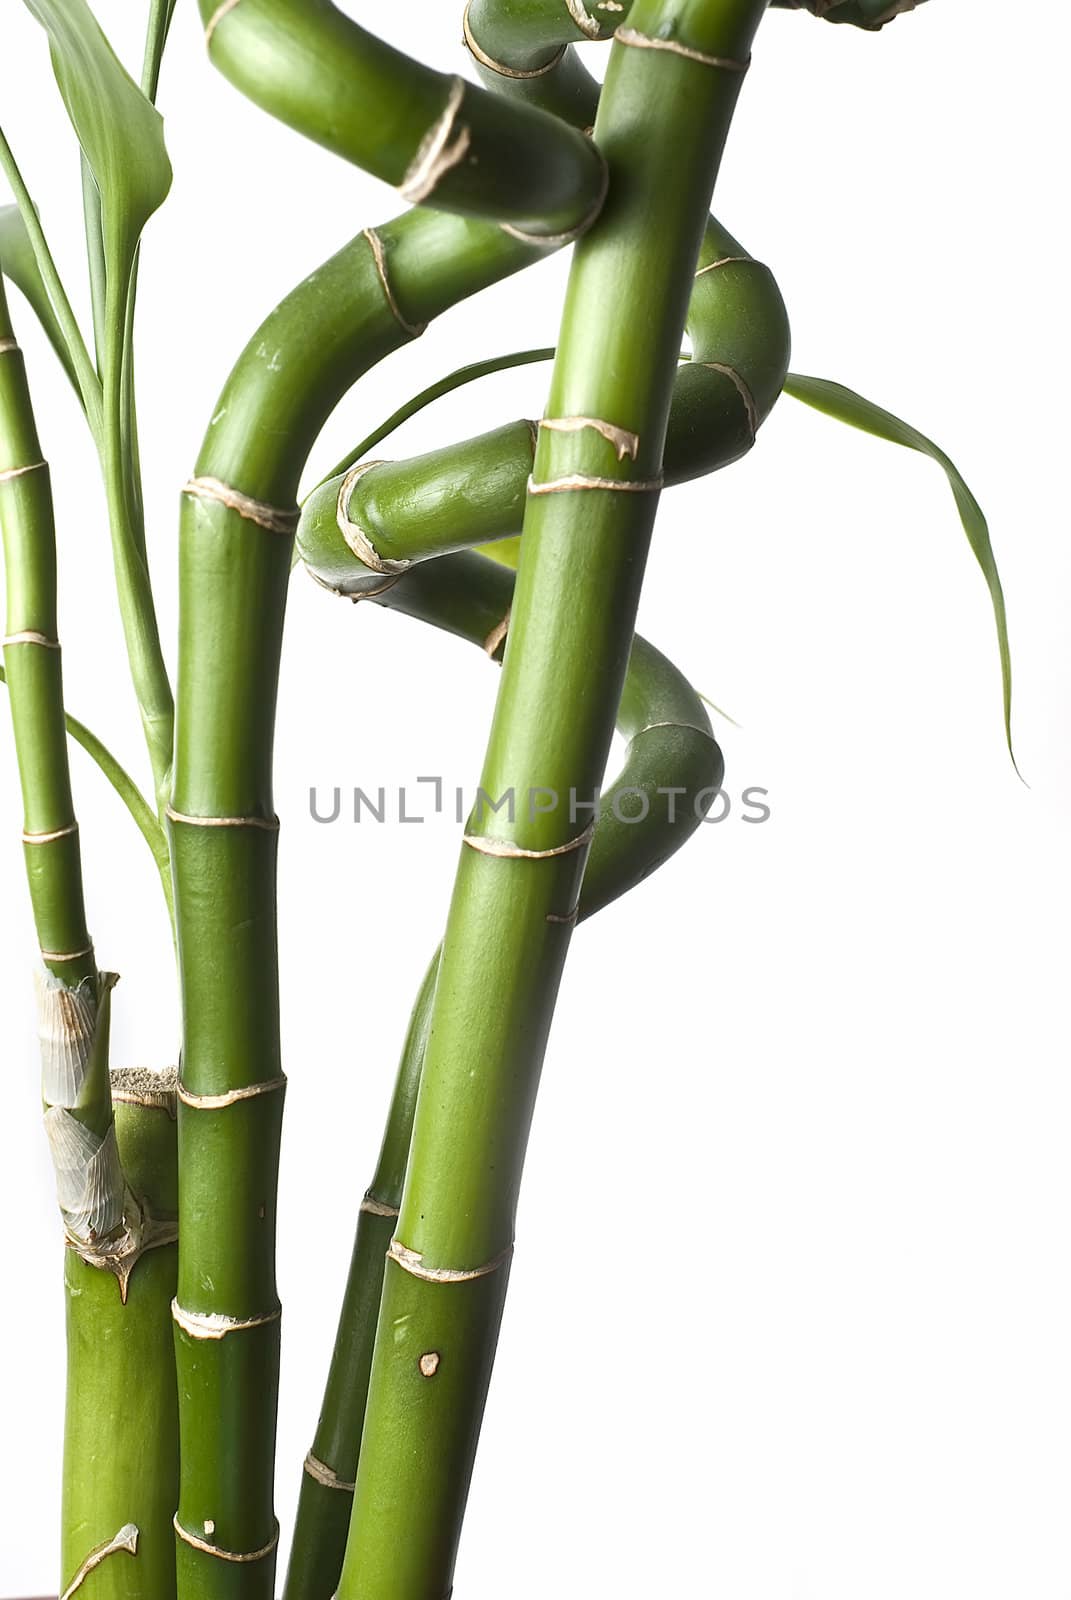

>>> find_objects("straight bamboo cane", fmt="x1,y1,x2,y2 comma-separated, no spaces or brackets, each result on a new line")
1,279,178,1600
338,4,770,1595
286,546,724,1598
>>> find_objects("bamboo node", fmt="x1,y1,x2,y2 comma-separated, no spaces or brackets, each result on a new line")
173,1515,279,1563
40,943,94,964
303,1451,356,1492
0,338,20,356
701,362,759,440
2,629,60,648
177,1075,286,1110
546,902,580,925
540,416,640,461
59,1524,139,1600
400,77,471,206
614,27,750,70
360,1192,400,1218
0,460,47,485
638,719,718,741
363,229,427,338
204,0,242,47
166,805,280,831
463,822,594,860
527,472,662,496
336,461,412,575
23,821,79,845
389,1237,513,1283
171,1300,281,1340
483,607,511,658
182,475,299,535
462,1,567,78
566,0,602,38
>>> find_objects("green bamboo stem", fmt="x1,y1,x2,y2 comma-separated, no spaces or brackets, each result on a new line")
287,545,723,1599
170,203,592,1598
338,4,769,1595
196,0,606,239
62,1072,180,1600
2,278,178,1598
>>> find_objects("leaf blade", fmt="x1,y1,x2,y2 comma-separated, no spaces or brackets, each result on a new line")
783,372,1018,774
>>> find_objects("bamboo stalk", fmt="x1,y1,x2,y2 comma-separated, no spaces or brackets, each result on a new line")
337,6,769,1594
287,536,724,1597
171,201,608,1599
63,1072,180,1600
196,0,606,239
1,278,178,1600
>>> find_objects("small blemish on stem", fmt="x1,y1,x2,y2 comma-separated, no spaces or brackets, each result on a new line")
419,1351,441,1377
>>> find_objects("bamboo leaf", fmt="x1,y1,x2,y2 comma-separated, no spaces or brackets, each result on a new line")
0,204,81,394
783,373,1018,773
19,0,172,288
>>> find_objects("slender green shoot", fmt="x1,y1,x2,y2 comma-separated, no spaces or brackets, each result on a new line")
0,662,171,909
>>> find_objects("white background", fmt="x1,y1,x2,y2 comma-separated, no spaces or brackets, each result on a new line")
2,1,1069,1594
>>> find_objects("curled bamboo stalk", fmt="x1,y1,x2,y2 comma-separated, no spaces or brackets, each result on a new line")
299,214,787,595
337,3,770,1595
1,278,178,1600
196,0,606,238
287,545,724,1598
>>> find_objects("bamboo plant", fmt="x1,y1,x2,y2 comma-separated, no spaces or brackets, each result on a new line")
0,0,1022,1595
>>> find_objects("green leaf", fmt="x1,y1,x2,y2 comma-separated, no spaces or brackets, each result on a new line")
20,0,172,290
0,203,81,394
783,372,1017,774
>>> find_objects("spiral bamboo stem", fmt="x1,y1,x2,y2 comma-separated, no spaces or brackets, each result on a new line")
299,217,788,597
